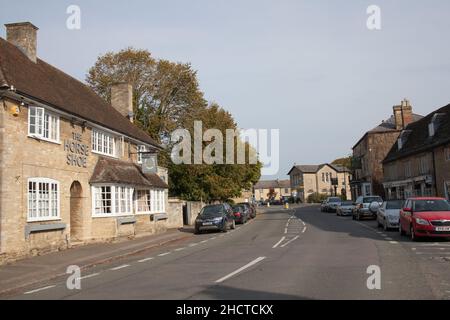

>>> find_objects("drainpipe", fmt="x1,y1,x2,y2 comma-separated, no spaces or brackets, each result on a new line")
0,89,6,254
432,149,438,196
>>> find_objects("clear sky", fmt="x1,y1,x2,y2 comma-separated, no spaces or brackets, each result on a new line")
1,1,449,179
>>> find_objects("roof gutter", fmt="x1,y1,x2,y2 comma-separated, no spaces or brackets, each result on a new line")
5,89,162,151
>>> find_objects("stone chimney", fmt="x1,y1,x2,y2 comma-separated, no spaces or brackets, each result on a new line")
111,83,134,123
5,22,38,63
393,98,413,130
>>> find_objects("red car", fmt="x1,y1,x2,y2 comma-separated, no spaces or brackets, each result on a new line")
399,197,450,241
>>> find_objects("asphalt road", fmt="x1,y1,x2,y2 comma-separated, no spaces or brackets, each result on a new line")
8,205,450,300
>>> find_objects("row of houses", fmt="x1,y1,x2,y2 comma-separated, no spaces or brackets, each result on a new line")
0,22,182,262
350,98,450,201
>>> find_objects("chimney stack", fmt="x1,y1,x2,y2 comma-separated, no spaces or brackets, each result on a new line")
393,98,413,130
5,22,38,63
111,83,134,123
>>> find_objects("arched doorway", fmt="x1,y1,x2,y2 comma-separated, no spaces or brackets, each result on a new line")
70,181,83,241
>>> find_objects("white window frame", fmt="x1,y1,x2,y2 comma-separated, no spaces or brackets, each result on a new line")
28,106,60,144
91,129,117,157
27,178,60,222
134,189,152,214
91,184,134,217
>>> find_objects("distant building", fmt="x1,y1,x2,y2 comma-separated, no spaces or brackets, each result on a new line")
351,99,422,199
383,103,450,200
287,164,352,202
253,180,291,202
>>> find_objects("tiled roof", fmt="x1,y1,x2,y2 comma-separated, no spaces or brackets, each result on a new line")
288,164,350,175
0,37,160,148
90,157,168,189
384,104,450,163
254,179,290,189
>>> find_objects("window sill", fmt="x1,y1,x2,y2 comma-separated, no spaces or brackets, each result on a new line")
27,217,61,223
92,213,133,219
27,135,61,145
25,222,66,239
92,150,119,159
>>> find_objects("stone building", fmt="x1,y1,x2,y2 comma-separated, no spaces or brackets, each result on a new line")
383,103,450,200
287,164,352,202
0,22,180,263
253,180,291,202
350,99,422,199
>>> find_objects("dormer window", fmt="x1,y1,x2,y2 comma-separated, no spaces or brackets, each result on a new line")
428,113,445,137
397,130,412,150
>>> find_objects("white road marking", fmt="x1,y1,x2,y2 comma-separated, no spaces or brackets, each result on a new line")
174,247,185,252
272,236,286,248
389,241,399,244
200,240,208,244
215,257,266,283
210,237,217,240
79,272,100,280
415,252,450,255
281,235,300,248
189,243,199,247
158,252,171,257
385,237,393,241
138,257,154,263
110,264,130,271
412,247,417,251
24,285,56,295
284,228,288,234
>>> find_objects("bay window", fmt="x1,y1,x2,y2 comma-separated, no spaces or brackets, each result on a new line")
135,189,151,214
92,185,133,216
28,106,60,143
28,178,60,222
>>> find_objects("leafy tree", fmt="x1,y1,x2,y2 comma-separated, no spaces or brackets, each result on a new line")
331,155,352,169
86,48,261,201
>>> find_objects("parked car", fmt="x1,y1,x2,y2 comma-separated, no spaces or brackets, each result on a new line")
194,203,235,234
352,195,383,220
376,199,404,231
232,205,250,224
324,197,341,213
399,197,450,241
320,200,328,212
336,200,355,216
238,202,256,219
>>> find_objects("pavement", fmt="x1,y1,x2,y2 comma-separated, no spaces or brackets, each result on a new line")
2,204,450,299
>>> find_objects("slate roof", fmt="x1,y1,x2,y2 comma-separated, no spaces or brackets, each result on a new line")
90,157,168,189
287,164,350,175
383,104,450,163
0,37,160,148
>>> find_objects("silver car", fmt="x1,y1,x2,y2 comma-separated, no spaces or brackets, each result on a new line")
376,199,404,231
336,200,355,216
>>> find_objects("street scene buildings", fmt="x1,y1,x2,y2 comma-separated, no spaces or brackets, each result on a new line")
1,1,450,304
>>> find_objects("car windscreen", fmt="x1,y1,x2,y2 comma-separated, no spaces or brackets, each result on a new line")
200,205,224,217
386,200,403,209
364,196,382,203
413,200,450,212
329,198,341,203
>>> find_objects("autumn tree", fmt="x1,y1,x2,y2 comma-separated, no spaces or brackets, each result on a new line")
86,48,261,201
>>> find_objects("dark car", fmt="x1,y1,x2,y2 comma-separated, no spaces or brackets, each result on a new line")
194,203,235,234
232,205,250,224
238,202,256,219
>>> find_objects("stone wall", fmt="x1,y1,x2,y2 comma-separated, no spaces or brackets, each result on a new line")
0,97,173,263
